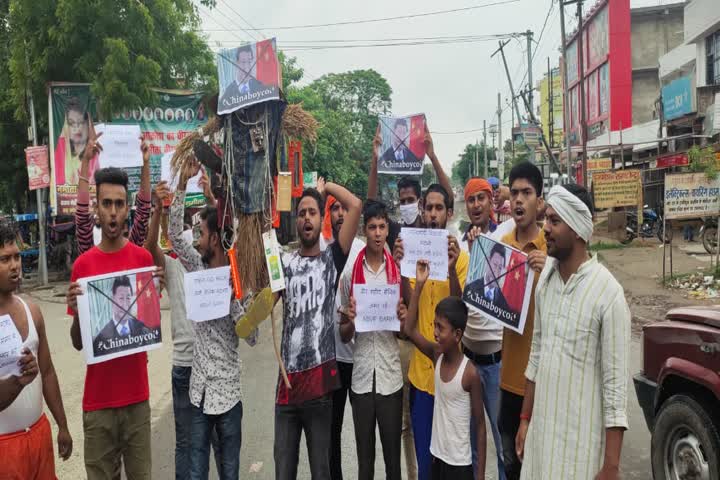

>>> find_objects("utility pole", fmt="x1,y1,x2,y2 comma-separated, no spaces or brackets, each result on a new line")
25,47,48,286
519,89,562,175
526,30,534,116
492,40,523,130
559,1,572,180
483,120,488,178
548,57,555,149
474,139,479,177
510,98,515,163
497,92,504,180
576,0,588,186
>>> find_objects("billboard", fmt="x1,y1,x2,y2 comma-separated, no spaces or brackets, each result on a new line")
662,75,695,121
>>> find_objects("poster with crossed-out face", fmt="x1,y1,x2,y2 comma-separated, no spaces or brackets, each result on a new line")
377,114,427,175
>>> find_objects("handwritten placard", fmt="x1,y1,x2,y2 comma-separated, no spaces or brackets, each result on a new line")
0,314,23,378
96,124,143,169
353,284,400,333
665,172,720,220
184,266,232,322
400,227,449,281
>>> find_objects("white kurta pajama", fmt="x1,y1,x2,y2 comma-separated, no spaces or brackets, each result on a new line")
521,255,631,480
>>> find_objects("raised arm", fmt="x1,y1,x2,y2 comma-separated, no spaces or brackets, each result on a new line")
322,179,362,255
401,260,435,360
144,181,168,270
75,125,103,255
425,125,454,206
129,141,152,247
168,161,203,272
367,126,382,200
32,302,72,460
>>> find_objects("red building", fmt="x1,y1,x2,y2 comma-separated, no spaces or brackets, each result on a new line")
565,0,632,146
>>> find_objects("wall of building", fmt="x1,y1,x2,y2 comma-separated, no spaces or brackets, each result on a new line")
631,6,685,70
685,0,720,44
632,71,659,124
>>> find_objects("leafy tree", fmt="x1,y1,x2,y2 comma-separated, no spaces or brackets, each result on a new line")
421,164,436,188
451,142,496,187
688,145,718,180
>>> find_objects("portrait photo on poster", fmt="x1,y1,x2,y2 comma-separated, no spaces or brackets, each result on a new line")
76,266,162,365
377,113,427,175
463,234,535,334
216,38,281,115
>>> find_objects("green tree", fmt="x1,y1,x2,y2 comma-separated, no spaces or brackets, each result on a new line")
421,164,436,188
688,145,718,180
451,142,496,187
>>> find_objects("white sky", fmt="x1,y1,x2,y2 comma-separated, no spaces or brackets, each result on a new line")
198,0,671,173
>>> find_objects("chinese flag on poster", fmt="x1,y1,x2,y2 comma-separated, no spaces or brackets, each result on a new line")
255,39,280,87
501,250,527,314
409,114,427,160
136,271,161,329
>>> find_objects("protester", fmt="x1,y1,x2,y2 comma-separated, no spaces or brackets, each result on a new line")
393,183,468,480
168,161,257,480
338,199,403,480
0,221,72,479
75,122,152,255
459,176,506,479
516,184,630,480
274,179,362,480
400,259,485,480
144,180,220,479
67,165,162,480
321,194,366,480
496,162,547,480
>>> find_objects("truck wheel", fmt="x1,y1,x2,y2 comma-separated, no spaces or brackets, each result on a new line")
651,394,720,480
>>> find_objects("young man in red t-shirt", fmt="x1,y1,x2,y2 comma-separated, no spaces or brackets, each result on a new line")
67,161,160,480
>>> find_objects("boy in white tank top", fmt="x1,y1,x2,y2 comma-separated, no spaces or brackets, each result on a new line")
400,259,487,479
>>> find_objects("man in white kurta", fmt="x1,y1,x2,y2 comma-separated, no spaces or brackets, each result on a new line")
517,184,631,480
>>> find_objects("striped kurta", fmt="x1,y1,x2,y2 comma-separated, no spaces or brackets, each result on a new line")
521,255,631,480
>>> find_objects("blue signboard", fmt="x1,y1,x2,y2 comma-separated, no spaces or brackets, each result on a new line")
662,76,694,120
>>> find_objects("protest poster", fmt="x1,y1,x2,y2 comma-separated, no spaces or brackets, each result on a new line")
463,234,535,334
400,227,449,281
217,38,281,115
665,172,720,220
95,124,143,169
76,267,162,364
184,266,232,322
377,114,426,175
263,230,285,292
0,314,22,378
353,284,401,333
592,170,641,209
49,83,206,215
25,146,51,191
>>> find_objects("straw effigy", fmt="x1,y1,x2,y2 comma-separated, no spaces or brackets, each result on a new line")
169,115,223,178
280,103,319,144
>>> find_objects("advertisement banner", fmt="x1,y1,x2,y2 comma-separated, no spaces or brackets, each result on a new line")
592,170,641,209
25,146,51,191
662,76,694,121
587,157,612,172
665,172,720,220
656,152,689,169
49,84,207,215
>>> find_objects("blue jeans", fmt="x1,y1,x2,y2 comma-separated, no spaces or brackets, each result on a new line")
469,361,505,480
190,397,243,480
409,386,434,480
172,367,221,480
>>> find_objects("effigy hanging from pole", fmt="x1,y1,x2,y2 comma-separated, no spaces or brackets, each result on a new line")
169,38,318,388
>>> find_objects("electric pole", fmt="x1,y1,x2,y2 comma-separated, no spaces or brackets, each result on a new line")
483,120,488,178
576,0,588,186
548,57,555,149
497,92,504,180
25,47,48,286
559,2,572,180
492,40,523,130
526,29,534,116
474,139,478,177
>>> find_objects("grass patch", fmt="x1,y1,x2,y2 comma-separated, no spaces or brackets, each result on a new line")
589,241,626,252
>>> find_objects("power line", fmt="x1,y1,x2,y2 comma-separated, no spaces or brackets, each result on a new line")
216,0,263,40
279,37,510,52
517,2,556,91
197,3,254,45
209,33,516,44
200,0,520,31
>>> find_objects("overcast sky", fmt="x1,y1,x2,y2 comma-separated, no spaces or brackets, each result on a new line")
199,0,673,173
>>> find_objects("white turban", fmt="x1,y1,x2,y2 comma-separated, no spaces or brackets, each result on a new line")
546,185,593,242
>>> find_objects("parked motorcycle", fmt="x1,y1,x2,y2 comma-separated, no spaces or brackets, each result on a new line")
700,217,718,254
621,205,673,244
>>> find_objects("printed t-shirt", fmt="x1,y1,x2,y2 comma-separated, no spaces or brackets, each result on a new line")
408,250,469,395
68,241,154,412
277,246,349,405
499,227,547,396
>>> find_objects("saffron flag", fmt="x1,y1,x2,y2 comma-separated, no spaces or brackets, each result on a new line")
501,250,527,315
136,271,161,329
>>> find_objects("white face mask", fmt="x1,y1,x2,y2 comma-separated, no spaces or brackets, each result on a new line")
399,203,419,225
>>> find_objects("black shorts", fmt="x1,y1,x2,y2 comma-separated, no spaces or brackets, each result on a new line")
431,456,474,480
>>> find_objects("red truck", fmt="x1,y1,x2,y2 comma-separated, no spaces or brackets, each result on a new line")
634,305,720,479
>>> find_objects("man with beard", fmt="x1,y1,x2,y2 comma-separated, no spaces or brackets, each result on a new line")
168,161,258,480
67,165,162,480
515,184,630,480
393,184,468,480
496,162,547,480
0,220,72,479
274,178,362,480
458,177,506,479
320,193,365,480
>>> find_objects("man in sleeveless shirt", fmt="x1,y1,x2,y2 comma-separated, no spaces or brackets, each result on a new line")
0,220,73,478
